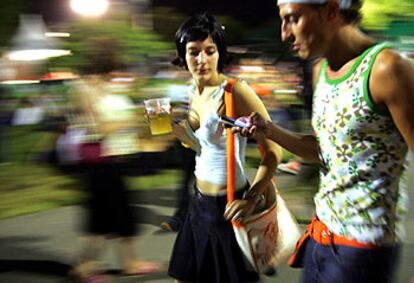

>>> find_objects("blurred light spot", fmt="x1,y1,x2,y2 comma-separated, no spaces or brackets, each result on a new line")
1,80,40,85
70,0,109,17
7,49,72,61
272,89,298,94
240,66,265,72
7,15,72,61
45,32,71,38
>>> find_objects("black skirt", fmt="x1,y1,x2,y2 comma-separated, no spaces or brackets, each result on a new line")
168,185,259,283
84,162,137,237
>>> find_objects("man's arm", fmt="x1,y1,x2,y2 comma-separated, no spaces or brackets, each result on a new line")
258,60,323,163
264,122,319,162
370,49,414,152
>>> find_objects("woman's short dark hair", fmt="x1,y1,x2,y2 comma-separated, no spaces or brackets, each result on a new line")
172,13,230,72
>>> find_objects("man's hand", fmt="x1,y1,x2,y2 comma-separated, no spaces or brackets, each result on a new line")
232,112,271,141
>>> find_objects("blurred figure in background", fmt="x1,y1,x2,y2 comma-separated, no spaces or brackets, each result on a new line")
160,56,197,233
11,97,44,126
167,13,282,283
68,77,160,282
277,59,317,176
0,90,13,165
160,141,195,232
59,28,162,281
234,0,414,282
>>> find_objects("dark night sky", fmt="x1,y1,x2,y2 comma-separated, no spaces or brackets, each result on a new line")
153,0,279,23
25,0,284,52
28,0,70,23
28,0,279,24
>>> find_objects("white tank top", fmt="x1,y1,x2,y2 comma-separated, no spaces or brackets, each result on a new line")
189,81,247,191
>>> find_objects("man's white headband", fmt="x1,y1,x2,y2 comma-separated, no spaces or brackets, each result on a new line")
277,0,352,9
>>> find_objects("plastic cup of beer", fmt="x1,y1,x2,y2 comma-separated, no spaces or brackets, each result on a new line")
144,97,173,135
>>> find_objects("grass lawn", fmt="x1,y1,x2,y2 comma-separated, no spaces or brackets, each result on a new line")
0,163,83,219
0,125,186,220
0,125,301,221
0,159,184,220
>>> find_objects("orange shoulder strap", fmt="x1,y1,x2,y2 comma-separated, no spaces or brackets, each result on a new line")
225,79,276,205
225,79,236,204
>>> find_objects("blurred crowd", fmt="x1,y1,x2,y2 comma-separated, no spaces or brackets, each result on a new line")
0,1,413,282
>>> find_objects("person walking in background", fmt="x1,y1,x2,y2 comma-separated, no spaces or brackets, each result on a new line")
52,25,165,281
233,0,414,282
0,92,13,165
167,13,282,283
71,76,160,282
160,141,196,232
68,77,160,282
277,59,316,176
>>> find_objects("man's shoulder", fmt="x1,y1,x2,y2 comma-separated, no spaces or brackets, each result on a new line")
370,47,414,104
371,48,413,85
374,48,403,70
312,58,324,72
312,58,324,86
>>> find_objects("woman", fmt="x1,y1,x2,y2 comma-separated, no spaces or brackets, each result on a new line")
68,77,160,282
168,13,282,283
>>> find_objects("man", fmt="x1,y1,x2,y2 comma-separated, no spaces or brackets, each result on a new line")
234,0,414,282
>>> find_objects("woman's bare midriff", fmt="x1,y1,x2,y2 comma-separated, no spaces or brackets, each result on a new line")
196,178,227,195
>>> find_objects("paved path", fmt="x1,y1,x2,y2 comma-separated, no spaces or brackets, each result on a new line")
0,157,413,283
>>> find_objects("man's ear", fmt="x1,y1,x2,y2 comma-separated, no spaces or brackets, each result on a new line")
324,0,341,22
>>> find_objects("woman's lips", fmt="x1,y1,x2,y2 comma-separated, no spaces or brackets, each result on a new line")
197,69,209,75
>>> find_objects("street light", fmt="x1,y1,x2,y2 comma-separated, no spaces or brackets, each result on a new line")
70,0,109,17
5,15,71,61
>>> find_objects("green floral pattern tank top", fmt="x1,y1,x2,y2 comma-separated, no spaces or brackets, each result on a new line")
312,43,409,245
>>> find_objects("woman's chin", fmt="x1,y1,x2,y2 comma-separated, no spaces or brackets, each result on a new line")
195,75,211,84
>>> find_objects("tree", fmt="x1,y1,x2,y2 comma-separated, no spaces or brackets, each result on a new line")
361,0,414,30
0,0,25,47
47,19,172,74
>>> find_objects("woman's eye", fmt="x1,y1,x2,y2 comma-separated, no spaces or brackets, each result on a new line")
206,49,216,56
189,51,199,56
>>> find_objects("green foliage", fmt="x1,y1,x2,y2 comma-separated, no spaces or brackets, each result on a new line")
361,0,414,30
152,7,256,46
47,19,173,74
0,0,26,47
153,7,187,42
215,15,248,45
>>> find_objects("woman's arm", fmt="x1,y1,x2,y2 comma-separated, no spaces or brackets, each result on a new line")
233,80,282,197
224,79,282,223
171,120,201,154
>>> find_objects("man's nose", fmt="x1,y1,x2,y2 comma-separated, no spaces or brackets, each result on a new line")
281,21,291,42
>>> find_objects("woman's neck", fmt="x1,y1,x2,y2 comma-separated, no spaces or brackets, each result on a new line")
196,73,226,95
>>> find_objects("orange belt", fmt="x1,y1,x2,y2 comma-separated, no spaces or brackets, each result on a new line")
288,216,377,267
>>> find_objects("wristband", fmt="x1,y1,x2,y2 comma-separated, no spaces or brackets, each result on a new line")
244,191,265,206
181,142,190,148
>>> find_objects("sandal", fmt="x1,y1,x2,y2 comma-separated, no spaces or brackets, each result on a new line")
123,261,162,276
160,217,182,232
69,261,108,282
84,274,113,283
